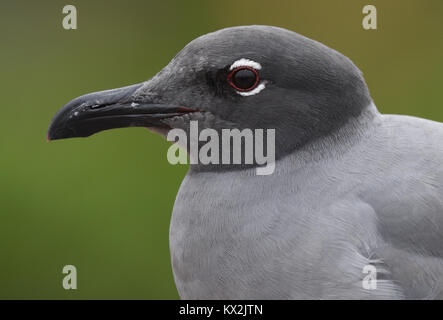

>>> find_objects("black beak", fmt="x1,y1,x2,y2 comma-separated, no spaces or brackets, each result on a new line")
47,83,197,141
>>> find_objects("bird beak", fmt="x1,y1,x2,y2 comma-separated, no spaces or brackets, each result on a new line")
47,82,197,141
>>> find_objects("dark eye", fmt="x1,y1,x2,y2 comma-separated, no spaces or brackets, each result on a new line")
227,67,259,92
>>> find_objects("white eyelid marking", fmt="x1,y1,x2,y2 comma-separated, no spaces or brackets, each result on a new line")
229,58,266,96
237,81,267,96
229,58,262,71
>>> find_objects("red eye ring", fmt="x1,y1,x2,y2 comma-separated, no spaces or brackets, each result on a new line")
227,66,260,92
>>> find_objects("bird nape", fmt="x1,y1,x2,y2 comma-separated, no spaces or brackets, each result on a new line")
48,25,443,300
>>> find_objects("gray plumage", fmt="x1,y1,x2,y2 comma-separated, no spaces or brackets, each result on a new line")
48,25,443,299
171,108,443,299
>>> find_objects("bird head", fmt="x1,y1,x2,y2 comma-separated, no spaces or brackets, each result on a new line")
48,25,372,160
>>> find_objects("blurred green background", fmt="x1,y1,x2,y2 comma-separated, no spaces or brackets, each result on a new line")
0,0,442,299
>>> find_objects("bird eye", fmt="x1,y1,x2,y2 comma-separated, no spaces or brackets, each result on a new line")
227,67,259,92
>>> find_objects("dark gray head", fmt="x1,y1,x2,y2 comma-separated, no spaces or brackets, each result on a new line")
48,25,372,165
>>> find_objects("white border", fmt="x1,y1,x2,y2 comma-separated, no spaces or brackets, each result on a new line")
229,58,262,71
